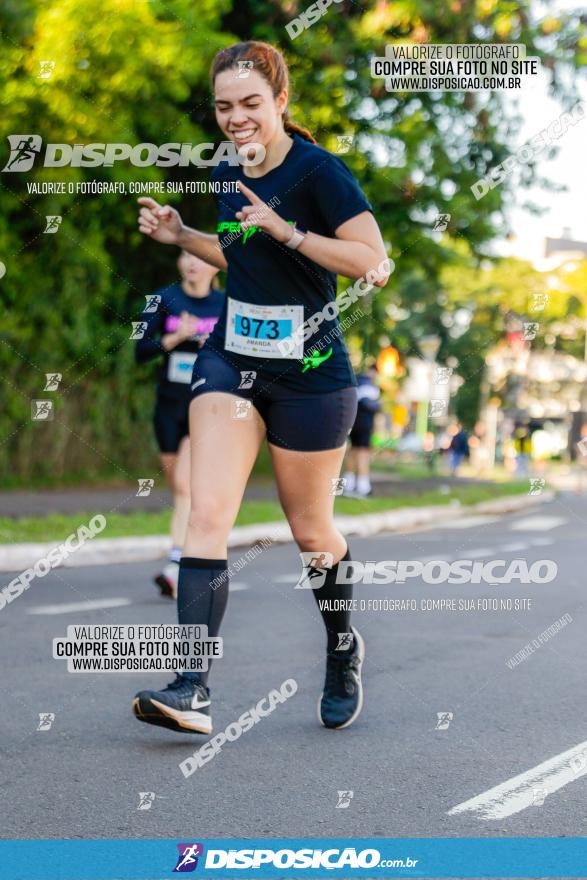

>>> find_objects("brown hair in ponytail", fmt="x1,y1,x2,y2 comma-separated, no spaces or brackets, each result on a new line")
210,41,316,144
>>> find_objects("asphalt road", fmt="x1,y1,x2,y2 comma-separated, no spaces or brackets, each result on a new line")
2,491,586,841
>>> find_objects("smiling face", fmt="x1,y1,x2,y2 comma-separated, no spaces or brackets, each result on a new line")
213,68,288,149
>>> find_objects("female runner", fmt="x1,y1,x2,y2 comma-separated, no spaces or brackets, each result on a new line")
132,41,390,734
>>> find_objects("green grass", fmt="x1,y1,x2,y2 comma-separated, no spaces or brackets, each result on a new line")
371,459,433,479
0,480,531,544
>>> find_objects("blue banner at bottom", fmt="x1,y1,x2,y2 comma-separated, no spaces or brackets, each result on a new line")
2,837,587,879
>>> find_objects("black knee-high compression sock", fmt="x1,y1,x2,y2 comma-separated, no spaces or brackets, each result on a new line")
310,546,354,654
177,557,228,686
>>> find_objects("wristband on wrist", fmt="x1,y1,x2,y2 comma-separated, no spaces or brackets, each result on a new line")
284,225,306,250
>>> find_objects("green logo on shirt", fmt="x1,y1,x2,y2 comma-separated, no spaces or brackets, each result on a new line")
217,220,295,245
242,225,258,243
301,347,333,373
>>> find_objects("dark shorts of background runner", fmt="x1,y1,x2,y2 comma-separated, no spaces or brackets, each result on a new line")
350,424,375,449
190,346,357,452
153,395,190,454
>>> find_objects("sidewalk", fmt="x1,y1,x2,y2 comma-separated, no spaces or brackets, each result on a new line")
0,489,554,572
0,472,495,518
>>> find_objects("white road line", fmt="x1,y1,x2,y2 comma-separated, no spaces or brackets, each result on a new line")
498,542,528,552
511,516,567,532
404,515,500,535
420,545,530,560
448,740,587,820
419,555,452,564
466,548,495,559
441,516,500,529
27,584,248,614
26,598,132,615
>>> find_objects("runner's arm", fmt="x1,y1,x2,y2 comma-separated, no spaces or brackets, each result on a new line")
176,226,228,272
235,184,389,285
296,212,390,286
135,315,191,360
135,304,165,364
137,197,227,271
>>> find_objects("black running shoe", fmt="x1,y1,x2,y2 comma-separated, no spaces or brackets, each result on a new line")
132,674,212,734
318,626,364,730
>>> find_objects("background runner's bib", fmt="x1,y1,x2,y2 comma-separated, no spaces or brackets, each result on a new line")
167,351,198,383
225,298,304,359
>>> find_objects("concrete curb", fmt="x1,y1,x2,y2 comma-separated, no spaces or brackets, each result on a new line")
0,490,554,573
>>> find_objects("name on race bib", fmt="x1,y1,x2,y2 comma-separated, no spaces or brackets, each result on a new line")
225,298,304,359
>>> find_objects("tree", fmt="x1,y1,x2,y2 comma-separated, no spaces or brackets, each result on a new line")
0,0,585,479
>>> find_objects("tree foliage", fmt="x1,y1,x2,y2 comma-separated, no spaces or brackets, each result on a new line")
0,0,584,479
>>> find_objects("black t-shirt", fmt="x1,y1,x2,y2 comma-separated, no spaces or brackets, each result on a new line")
206,133,373,392
135,282,224,400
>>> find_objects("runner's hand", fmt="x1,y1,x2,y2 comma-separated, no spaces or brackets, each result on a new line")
176,311,198,341
137,197,183,245
235,181,293,244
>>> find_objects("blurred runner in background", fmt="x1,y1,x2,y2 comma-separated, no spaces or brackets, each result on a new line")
343,365,381,497
135,250,224,598
448,422,470,476
514,424,532,477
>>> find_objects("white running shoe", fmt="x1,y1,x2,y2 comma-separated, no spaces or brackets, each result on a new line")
154,561,179,599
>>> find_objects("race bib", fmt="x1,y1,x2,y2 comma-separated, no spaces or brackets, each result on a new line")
167,352,197,384
225,298,304,359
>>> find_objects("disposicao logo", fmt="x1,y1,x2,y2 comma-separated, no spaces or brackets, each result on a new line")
173,843,204,872
3,135,42,171
2,135,265,171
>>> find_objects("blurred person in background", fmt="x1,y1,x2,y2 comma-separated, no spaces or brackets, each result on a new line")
423,430,437,473
513,424,532,476
343,364,381,497
469,420,489,475
135,250,224,598
448,421,469,476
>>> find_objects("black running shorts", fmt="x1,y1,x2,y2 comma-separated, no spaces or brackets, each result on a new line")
350,425,374,449
189,347,357,452
153,395,190,454
350,411,376,448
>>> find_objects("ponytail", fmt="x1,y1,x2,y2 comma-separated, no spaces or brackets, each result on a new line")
283,112,316,144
